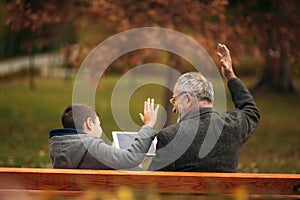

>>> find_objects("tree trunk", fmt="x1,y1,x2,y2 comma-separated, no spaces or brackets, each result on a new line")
28,48,35,90
255,29,297,94
277,32,296,93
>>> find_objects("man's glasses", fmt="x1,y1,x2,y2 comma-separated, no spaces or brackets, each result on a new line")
169,92,186,105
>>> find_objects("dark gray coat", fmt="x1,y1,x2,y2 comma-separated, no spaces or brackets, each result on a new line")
148,78,260,172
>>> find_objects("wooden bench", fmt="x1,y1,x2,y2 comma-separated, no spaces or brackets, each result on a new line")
0,167,299,199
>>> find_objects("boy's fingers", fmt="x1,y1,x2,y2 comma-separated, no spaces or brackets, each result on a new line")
147,98,150,111
151,98,154,110
154,105,159,113
139,113,144,121
144,101,147,113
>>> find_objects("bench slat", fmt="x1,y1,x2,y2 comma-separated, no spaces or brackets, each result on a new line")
0,168,299,197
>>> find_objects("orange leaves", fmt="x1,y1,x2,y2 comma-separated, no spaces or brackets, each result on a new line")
6,0,63,33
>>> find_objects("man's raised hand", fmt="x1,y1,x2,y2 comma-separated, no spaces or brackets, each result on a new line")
217,43,236,81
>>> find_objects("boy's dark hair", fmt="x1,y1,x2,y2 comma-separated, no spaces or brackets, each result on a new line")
61,104,100,131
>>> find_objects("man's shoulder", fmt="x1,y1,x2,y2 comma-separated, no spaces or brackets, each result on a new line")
158,120,198,140
158,123,179,138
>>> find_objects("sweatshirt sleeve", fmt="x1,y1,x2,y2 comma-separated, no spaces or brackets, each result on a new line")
227,78,260,142
87,125,157,169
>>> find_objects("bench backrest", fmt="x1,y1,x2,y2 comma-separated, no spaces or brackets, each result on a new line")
0,168,299,198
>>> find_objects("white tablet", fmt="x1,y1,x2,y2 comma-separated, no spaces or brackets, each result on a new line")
112,131,157,157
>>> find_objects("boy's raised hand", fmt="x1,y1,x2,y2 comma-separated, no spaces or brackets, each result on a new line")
139,98,159,128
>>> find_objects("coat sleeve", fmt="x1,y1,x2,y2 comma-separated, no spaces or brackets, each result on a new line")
227,78,260,143
87,125,157,169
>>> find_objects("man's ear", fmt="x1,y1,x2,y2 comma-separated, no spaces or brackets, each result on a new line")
186,93,198,108
185,93,192,106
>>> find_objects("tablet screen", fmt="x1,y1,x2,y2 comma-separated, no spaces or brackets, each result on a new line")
112,131,156,157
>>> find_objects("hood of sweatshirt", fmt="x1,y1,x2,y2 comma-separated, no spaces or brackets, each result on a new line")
49,128,95,168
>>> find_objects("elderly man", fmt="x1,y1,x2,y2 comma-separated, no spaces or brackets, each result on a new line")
148,44,260,172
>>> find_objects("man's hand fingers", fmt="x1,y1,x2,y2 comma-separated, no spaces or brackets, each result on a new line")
220,59,229,69
217,43,222,51
217,43,236,81
217,43,229,56
217,52,222,59
223,44,230,54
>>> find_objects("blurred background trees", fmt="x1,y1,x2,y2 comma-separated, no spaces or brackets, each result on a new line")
1,0,299,93
228,0,300,93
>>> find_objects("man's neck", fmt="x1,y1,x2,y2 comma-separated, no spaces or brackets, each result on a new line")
178,103,213,122
198,101,213,109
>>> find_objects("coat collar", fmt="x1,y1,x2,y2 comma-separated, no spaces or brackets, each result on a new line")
179,107,217,122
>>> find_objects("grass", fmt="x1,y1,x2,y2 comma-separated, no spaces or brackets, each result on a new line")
237,78,300,173
0,75,299,173
0,78,73,167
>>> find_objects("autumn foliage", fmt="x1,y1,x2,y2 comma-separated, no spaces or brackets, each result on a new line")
5,0,300,93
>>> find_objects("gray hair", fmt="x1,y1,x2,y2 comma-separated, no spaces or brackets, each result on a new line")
175,72,214,103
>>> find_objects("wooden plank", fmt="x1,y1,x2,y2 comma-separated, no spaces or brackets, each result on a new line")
0,168,299,197
1,189,300,199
